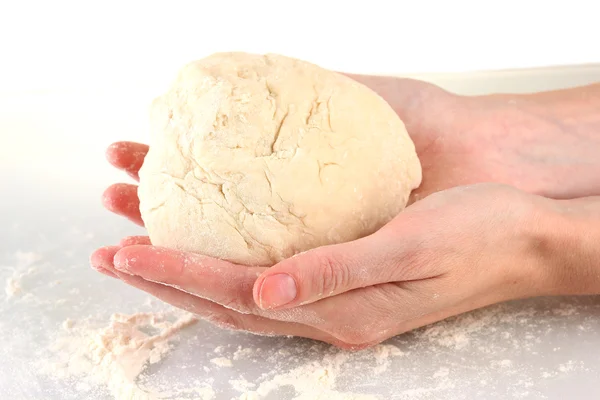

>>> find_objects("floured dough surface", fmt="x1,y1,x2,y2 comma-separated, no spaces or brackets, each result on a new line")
138,52,421,266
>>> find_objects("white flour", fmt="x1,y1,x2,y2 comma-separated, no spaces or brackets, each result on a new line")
38,310,200,400
233,346,257,360
13,250,42,266
210,357,233,367
3,251,40,299
235,350,381,400
29,295,597,400
4,276,22,298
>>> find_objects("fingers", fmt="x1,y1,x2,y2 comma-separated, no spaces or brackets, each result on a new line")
110,243,443,347
113,245,267,314
112,245,331,328
106,141,149,181
113,270,343,346
102,183,144,226
103,142,147,226
89,246,120,278
90,237,151,277
106,240,438,348
110,245,482,349
252,221,440,310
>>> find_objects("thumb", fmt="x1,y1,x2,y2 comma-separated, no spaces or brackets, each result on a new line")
252,223,433,311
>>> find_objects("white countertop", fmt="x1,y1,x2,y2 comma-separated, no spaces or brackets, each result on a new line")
1,65,600,399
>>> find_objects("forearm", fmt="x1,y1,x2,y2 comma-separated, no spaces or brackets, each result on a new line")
485,82,600,137
518,83,600,140
526,84,600,197
473,82,600,198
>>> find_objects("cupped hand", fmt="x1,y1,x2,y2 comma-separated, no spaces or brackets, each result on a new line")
93,181,561,349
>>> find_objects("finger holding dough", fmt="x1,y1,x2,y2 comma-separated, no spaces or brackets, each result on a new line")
102,183,144,226
106,141,149,181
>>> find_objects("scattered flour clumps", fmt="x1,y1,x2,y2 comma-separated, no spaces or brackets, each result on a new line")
14,250,42,266
4,276,22,299
233,346,257,360
238,349,385,400
38,310,199,400
210,357,233,367
373,344,405,374
3,252,41,300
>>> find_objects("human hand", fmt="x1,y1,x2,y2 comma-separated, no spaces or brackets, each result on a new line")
346,75,600,201
93,181,599,349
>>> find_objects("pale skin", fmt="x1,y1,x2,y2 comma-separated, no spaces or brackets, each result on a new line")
91,75,600,349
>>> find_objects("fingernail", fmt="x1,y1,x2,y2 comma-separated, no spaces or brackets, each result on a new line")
258,274,297,309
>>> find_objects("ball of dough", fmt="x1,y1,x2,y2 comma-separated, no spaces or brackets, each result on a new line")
138,52,422,266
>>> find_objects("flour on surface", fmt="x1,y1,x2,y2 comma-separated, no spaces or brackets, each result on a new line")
13,250,42,266
235,346,396,400
4,276,22,299
38,309,199,400
2,253,40,300
210,357,233,367
32,297,597,400
233,346,257,360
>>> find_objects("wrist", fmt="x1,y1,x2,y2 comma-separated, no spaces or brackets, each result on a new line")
537,196,600,296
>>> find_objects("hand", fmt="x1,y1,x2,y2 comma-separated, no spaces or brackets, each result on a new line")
93,182,587,349
346,75,600,201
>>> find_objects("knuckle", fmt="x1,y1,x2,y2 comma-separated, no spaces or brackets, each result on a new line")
313,252,350,297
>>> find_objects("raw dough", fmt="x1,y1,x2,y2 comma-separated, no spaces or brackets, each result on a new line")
138,52,421,266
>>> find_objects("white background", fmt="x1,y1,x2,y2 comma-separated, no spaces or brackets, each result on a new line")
2,3,600,399
1,0,599,93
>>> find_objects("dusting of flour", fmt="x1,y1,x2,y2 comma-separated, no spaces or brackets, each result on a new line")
37,310,204,399
236,350,381,400
31,296,598,400
3,251,41,300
